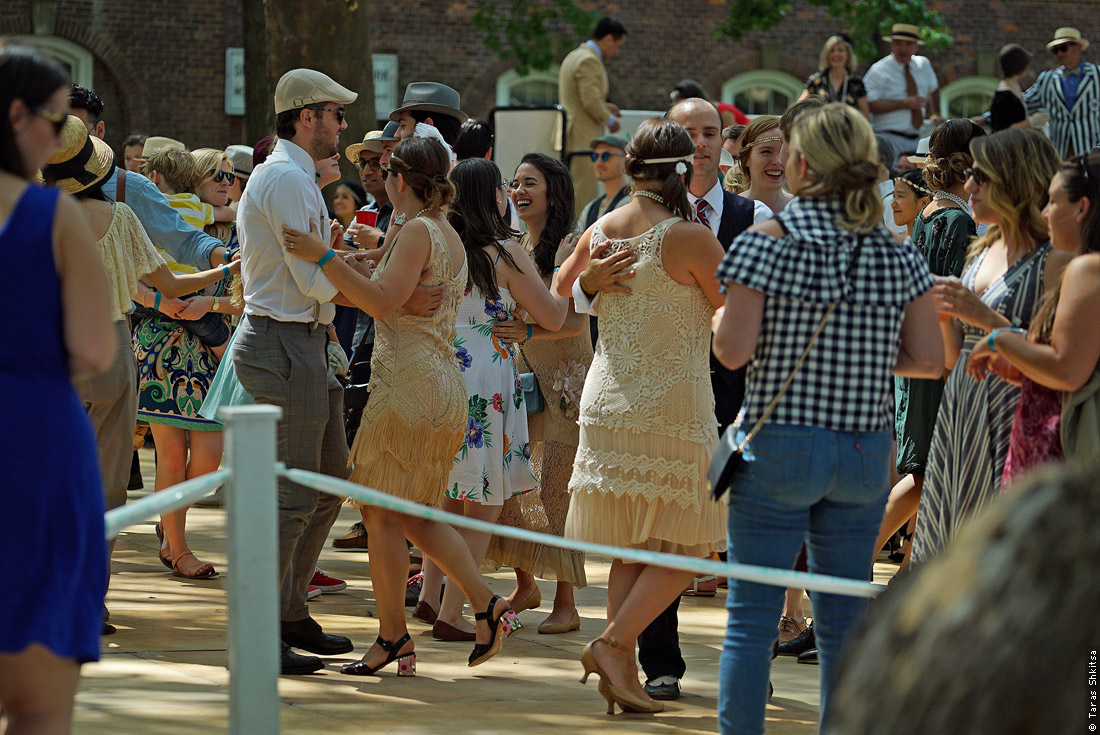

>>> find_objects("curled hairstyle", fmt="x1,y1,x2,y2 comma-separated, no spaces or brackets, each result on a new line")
0,44,69,178
389,136,455,212
624,117,694,221
967,128,1060,261
1031,151,1100,342
922,119,985,192
737,115,781,188
448,157,521,300
818,35,857,73
191,147,232,193
516,153,574,278
789,103,885,232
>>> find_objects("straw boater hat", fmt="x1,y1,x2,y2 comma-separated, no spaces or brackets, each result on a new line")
883,23,925,46
345,120,400,162
1047,27,1089,51
389,82,468,123
43,115,115,194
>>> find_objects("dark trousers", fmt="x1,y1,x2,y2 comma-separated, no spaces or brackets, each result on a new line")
639,595,686,681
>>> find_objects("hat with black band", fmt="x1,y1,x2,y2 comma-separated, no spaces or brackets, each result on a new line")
43,115,115,194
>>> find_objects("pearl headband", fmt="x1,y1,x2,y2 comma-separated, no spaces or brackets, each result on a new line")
639,154,693,175
741,135,783,150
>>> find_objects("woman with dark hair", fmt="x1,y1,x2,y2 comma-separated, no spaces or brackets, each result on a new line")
0,43,116,734
913,129,1072,564
412,156,567,638
967,151,1100,480
553,118,727,713
876,119,984,572
483,153,594,634
282,136,521,675
989,44,1034,132
332,179,366,229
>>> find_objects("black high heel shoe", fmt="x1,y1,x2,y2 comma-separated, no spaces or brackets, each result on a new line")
341,634,416,676
468,594,521,667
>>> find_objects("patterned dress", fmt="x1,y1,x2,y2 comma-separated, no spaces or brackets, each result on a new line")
348,216,468,507
913,242,1053,564
803,71,868,108
484,236,592,586
565,217,724,557
446,284,536,505
894,206,975,475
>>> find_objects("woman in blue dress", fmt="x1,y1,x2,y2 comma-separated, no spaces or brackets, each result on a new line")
0,45,117,734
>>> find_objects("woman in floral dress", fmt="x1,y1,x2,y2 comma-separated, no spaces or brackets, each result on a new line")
414,157,569,639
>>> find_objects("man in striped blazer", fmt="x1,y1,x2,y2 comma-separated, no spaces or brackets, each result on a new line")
1024,27,1100,158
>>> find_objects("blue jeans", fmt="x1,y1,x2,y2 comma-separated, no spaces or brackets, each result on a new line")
717,424,889,735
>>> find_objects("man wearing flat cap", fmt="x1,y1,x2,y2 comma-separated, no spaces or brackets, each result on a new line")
233,67,359,676
864,23,943,156
576,134,631,233
1024,27,1100,157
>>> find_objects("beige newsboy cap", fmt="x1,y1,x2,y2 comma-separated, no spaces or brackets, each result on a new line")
274,68,357,114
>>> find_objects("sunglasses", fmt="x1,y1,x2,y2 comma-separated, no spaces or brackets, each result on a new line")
591,151,623,162
379,164,393,181
1050,44,1075,54
307,105,346,124
963,167,991,187
35,105,67,134
357,158,382,172
209,169,236,185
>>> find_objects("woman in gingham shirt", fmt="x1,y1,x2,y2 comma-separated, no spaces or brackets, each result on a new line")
710,103,943,735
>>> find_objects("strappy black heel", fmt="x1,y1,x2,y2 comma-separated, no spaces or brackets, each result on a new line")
468,594,522,667
340,634,416,676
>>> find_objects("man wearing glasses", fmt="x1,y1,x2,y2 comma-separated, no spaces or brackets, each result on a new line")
1024,27,1100,158
576,134,632,233
233,68,360,676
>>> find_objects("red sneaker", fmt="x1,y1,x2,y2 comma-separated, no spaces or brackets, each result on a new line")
306,586,322,601
310,568,347,593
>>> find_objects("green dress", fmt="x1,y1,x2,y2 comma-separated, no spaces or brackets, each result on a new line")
894,205,976,475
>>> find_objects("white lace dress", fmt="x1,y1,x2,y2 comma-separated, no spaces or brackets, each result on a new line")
564,217,724,557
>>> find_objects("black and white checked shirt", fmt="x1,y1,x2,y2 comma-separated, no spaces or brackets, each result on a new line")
716,197,934,433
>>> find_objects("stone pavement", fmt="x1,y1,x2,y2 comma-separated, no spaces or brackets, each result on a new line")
78,448,899,735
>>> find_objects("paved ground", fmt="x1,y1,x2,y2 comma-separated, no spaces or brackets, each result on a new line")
76,448,899,735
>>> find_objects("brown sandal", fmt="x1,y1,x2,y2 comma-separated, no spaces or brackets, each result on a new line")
172,551,217,579
154,523,173,569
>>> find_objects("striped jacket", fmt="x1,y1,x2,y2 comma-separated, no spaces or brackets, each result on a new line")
1023,62,1100,157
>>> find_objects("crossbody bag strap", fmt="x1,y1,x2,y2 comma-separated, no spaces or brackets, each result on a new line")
116,168,127,204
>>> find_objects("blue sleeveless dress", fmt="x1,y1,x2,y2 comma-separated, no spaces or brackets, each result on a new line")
0,185,106,663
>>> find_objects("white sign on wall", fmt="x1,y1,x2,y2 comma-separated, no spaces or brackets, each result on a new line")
373,54,398,120
225,48,245,116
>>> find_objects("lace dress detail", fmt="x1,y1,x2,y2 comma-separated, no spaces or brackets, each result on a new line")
484,237,592,586
98,203,165,321
564,217,724,557
348,217,469,507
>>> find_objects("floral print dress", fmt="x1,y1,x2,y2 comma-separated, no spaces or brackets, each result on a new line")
446,284,536,505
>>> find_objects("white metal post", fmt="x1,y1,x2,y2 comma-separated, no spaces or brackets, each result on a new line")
221,405,283,735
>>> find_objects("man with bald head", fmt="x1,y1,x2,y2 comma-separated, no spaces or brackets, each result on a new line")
571,96,769,700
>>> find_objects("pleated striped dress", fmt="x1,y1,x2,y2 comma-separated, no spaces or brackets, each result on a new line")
912,242,1052,565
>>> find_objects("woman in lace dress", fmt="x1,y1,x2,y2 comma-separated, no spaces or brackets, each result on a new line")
913,128,1072,564
283,137,520,676
485,152,594,633
554,118,726,714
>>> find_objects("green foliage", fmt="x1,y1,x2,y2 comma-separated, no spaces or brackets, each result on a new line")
473,0,598,75
719,0,953,61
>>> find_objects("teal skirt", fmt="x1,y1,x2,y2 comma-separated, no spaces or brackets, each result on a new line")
198,328,253,423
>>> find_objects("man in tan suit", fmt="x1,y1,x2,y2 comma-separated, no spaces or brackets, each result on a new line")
558,16,627,217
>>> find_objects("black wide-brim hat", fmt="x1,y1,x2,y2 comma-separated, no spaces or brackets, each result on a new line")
389,82,468,124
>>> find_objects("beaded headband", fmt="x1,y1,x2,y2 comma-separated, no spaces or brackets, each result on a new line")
894,176,933,197
741,135,783,151
638,154,693,174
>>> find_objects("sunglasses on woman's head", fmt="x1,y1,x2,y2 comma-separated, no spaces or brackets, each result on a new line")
591,151,623,162
35,105,67,134
209,169,236,185
963,167,991,187
379,164,393,181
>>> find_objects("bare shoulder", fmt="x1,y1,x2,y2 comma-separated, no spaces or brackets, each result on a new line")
1065,252,1100,280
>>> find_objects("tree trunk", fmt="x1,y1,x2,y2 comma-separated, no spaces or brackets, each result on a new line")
242,0,374,188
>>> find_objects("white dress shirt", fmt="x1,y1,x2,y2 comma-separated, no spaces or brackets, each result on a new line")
864,54,939,136
572,179,771,313
238,138,338,323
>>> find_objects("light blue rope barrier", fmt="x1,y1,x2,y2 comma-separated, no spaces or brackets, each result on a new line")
105,468,230,540
280,467,882,599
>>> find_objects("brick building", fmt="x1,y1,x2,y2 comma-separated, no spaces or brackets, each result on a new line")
2,0,1098,155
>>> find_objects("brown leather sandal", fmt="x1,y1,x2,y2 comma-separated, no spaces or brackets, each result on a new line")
172,551,217,579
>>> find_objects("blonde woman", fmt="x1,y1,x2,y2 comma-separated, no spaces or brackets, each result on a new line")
737,116,793,215
912,129,1072,564
712,103,942,733
799,34,872,120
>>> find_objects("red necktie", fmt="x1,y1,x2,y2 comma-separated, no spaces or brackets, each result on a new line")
695,198,711,230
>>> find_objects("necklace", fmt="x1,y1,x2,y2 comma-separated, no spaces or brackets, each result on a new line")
632,190,667,207
933,191,970,210
412,207,431,220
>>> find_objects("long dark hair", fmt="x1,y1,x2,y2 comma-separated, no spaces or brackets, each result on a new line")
448,158,521,299
0,45,69,178
517,153,574,278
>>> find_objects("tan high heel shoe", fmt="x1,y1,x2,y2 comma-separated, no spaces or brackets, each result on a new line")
579,637,664,714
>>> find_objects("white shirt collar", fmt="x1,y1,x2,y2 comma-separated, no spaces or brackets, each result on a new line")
271,137,317,177
688,179,725,213
585,40,603,60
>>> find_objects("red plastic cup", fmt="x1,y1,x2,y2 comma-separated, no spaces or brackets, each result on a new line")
355,210,377,227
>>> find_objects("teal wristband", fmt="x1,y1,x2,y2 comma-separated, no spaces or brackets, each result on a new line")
988,327,1024,351
317,249,336,268
525,323,533,341
153,291,162,311
220,264,231,279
